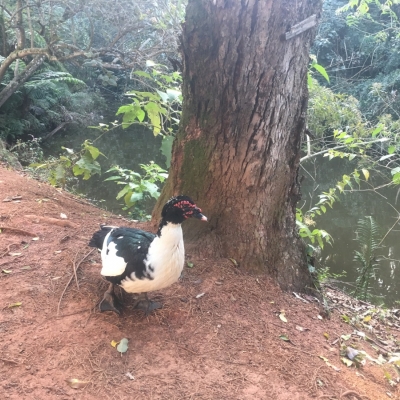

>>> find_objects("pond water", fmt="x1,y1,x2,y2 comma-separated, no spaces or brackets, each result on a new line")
46,129,400,306
44,124,171,215
302,156,400,307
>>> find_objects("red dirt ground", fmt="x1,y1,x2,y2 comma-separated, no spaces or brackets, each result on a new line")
0,164,399,400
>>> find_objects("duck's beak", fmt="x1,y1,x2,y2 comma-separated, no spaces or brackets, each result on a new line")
194,211,207,221
199,214,207,221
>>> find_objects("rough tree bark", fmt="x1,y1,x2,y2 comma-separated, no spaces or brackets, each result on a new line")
154,0,322,291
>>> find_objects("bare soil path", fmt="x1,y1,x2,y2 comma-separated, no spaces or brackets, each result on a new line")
0,164,398,399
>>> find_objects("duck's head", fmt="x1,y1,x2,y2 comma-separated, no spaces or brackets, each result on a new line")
162,195,207,224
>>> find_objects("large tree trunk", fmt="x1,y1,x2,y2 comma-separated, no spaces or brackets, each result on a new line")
154,0,322,291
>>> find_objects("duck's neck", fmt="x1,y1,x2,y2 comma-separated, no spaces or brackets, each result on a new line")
157,218,182,237
155,221,183,250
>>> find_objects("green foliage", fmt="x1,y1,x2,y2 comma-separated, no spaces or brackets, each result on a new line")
94,62,182,136
306,79,400,187
105,162,168,211
308,55,330,88
30,141,103,188
316,265,347,284
296,169,367,248
308,79,364,139
314,0,400,121
296,210,332,249
337,0,399,25
0,63,97,141
353,216,381,301
9,137,44,166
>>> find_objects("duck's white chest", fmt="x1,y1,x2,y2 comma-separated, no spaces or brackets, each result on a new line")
121,223,185,293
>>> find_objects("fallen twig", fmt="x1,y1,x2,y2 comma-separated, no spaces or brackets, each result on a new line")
0,243,20,258
24,215,79,229
57,248,95,316
340,390,369,400
72,251,80,290
0,226,37,236
0,358,20,365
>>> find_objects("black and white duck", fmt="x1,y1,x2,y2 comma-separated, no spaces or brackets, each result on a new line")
88,195,207,314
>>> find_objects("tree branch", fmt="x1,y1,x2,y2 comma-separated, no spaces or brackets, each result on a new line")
0,48,51,84
300,138,390,163
43,121,70,140
15,0,25,50
0,55,45,108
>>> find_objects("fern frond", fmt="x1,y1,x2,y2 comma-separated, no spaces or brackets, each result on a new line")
24,72,86,89
353,216,381,301
356,216,380,253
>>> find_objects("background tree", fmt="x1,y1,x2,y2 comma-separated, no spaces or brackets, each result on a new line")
314,0,400,120
154,0,323,291
0,0,184,140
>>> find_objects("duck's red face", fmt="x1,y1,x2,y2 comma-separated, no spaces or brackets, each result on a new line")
174,199,207,220
162,196,207,224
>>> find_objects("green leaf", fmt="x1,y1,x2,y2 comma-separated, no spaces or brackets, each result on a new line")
371,124,383,137
392,172,400,185
279,334,290,342
307,72,313,88
142,181,159,198
117,338,129,353
312,63,330,83
86,145,100,160
361,169,369,181
160,135,174,167
156,90,169,102
187,261,194,268
118,104,146,127
104,176,122,181
134,70,152,79
74,156,101,179
128,191,144,204
116,186,130,200
341,314,350,323
145,102,162,135
116,105,134,115
388,145,396,155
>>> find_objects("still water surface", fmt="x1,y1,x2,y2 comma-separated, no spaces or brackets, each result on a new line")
302,156,400,306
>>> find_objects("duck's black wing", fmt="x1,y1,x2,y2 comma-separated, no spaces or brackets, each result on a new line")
89,226,156,284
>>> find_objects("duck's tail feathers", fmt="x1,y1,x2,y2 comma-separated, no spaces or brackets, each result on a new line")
88,225,117,249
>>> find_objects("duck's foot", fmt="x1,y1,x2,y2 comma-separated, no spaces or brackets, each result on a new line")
133,293,162,315
99,283,121,314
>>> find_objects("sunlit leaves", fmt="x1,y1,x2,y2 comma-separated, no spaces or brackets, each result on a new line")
391,167,400,184
30,140,103,187
310,62,330,83
106,162,168,209
361,169,369,181
112,62,183,136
